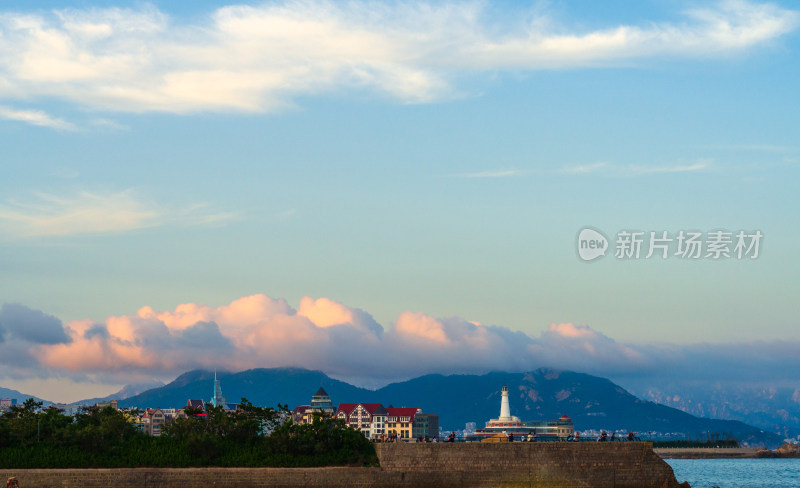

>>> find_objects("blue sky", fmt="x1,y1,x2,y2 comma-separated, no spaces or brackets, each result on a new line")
0,0,799,402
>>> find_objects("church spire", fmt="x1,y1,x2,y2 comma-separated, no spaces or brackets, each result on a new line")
211,370,226,408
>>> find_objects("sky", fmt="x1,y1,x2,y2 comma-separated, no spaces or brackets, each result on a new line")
0,0,799,403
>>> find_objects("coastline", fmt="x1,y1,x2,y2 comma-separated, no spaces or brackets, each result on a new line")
656,444,800,459
655,447,759,459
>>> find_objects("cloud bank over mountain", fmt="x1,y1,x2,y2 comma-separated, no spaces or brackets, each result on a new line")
1,294,798,394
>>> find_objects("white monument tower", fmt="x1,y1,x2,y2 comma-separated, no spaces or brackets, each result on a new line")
485,385,521,428
499,385,512,421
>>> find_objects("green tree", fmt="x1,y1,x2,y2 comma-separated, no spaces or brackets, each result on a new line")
70,405,139,453
230,398,281,441
1,398,43,447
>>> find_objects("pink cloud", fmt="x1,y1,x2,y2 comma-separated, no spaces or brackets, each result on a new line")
297,297,355,328
0,294,795,391
548,323,597,338
394,311,449,343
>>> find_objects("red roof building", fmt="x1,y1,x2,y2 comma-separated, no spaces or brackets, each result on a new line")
385,407,421,440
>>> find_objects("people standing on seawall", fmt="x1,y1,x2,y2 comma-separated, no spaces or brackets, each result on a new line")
627,431,635,441
610,432,616,442
598,431,608,441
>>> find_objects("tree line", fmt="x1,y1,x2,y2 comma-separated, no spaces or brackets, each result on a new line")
0,398,376,468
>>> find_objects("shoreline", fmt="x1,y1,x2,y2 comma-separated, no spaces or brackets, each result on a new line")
655,447,759,459
656,445,800,459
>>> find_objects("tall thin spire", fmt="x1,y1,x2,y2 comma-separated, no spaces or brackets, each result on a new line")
211,369,226,408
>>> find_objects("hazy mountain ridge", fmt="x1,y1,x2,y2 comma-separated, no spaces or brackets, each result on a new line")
78,381,166,406
631,383,800,440
0,387,48,405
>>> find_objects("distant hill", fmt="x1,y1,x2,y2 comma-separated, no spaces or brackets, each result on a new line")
627,381,800,441
117,368,369,411
374,370,782,447
78,381,165,405
0,386,49,406
116,367,783,447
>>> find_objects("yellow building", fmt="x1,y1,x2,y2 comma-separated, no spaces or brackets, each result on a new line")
385,407,420,440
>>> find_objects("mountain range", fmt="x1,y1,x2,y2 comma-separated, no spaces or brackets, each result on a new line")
114,367,782,447
1,368,785,447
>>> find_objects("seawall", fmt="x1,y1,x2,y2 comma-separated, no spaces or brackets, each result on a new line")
376,442,683,487
1,442,683,488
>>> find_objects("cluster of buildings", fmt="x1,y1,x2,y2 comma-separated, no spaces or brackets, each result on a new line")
469,386,574,440
5,381,579,443
118,381,441,441
0,398,18,410
1,373,239,437
292,388,439,441
137,372,240,436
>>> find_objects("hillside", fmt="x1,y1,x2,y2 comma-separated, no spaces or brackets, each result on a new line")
626,381,800,440
375,370,781,446
0,387,48,406
117,368,368,411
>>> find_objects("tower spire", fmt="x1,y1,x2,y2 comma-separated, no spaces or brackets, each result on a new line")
211,369,226,408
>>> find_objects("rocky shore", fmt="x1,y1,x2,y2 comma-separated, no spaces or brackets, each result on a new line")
755,444,800,458
656,443,800,459
655,447,759,459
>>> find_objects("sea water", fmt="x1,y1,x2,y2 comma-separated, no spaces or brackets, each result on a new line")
666,459,800,488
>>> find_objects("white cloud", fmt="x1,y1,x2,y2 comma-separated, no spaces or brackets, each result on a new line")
0,190,237,238
708,144,798,152
558,162,609,174
0,105,76,130
0,1,795,114
628,161,711,174
453,169,522,178
559,160,712,176
90,118,128,131
0,293,790,392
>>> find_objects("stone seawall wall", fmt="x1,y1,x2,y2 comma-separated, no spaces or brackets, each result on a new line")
376,442,682,487
1,442,682,488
